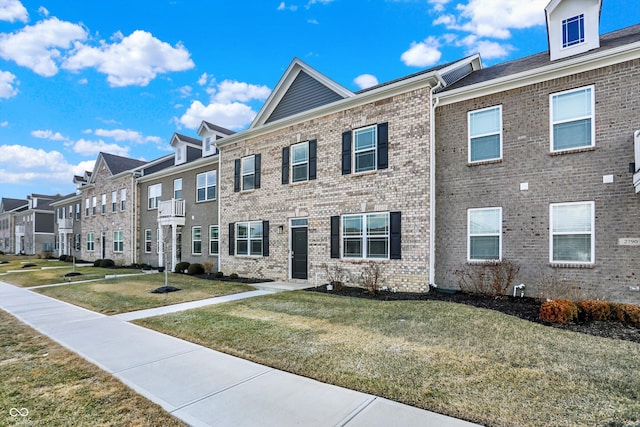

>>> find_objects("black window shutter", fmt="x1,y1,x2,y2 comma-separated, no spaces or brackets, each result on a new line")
233,159,240,192
282,147,290,185
254,154,261,189
390,211,401,259
309,140,317,180
341,131,352,175
330,216,340,258
377,122,389,170
229,222,235,256
262,220,269,257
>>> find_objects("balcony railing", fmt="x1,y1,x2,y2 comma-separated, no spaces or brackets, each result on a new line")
158,199,186,219
57,218,74,230
15,225,25,235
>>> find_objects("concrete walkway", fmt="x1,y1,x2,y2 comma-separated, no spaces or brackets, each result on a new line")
0,281,480,427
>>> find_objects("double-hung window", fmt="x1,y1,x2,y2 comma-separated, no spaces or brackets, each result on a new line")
242,156,256,191
120,189,126,211
196,171,216,202
85,198,90,217
174,178,183,200
113,230,124,252
342,213,390,259
101,194,107,214
111,191,117,212
468,106,502,163
144,229,152,253
236,221,263,256
192,226,202,255
75,234,81,251
92,197,97,215
550,201,594,264
291,142,309,183
354,126,377,173
76,203,81,220
562,14,584,48
550,86,594,152
468,208,502,261
148,184,162,209
87,232,94,251
209,225,219,255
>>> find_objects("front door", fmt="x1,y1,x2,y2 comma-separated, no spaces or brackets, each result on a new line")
291,219,308,280
101,232,106,259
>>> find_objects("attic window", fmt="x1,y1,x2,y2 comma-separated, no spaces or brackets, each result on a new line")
175,145,186,165
562,14,584,48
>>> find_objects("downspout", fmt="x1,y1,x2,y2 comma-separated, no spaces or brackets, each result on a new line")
131,173,137,265
217,149,222,272
429,78,443,288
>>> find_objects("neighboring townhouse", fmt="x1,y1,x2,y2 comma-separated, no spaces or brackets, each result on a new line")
434,0,640,303
14,194,61,255
78,152,146,265
51,193,82,258
0,197,27,253
137,127,231,271
208,55,480,290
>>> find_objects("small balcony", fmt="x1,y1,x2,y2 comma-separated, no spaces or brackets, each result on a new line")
15,225,25,235
158,199,186,226
57,217,74,232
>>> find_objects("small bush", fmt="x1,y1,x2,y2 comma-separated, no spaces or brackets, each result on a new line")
322,263,348,291
540,299,579,324
229,273,239,279
361,261,382,295
174,262,190,274
578,300,611,322
93,259,102,267
203,261,215,275
59,255,68,262
187,263,205,275
215,271,224,278
100,259,115,268
610,303,640,326
455,258,520,297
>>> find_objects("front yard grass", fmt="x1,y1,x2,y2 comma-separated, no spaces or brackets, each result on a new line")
136,291,640,427
0,310,185,426
1,266,142,287
34,273,255,315
0,256,70,274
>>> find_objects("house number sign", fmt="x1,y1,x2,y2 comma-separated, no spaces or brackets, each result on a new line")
618,238,640,246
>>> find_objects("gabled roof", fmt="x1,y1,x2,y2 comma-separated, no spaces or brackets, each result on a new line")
99,152,147,176
250,58,354,128
198,121,235,137
0,197,28,213
170,132,202,148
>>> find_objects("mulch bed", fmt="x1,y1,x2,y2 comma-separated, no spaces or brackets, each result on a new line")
192,274,274,284
306,285,640,344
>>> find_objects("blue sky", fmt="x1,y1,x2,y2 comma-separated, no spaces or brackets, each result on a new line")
0,0,638,200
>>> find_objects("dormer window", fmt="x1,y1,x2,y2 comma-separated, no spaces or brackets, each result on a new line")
203,135,219,157
175,144,186,165
562,14,584,48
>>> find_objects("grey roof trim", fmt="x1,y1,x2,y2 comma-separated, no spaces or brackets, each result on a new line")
136,153,219,183
170,132,202,148
50,193,82,207
198,121,235,136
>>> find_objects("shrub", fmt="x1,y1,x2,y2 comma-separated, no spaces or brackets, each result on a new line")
93,259,102,267
59,255,68,262
455,259,520,297
540,299,579,324
535,273,590,301
578,300,611,322
100,259,115,268
360,262,382,295
203,261,215,275
610,303,640,326
322,263,348,291
229,273,239,279
187,263,205,275
215,271,224,278
174,262,190,274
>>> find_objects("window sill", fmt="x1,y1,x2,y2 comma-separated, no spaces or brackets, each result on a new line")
340,257,391,262
466,259,502,265
549,262,594,269
550,146,595,156
467,159,502,167
235,255,263,259
351,170,379,178
196,199,216,204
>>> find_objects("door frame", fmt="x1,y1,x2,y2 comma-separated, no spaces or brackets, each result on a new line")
289,218,308,280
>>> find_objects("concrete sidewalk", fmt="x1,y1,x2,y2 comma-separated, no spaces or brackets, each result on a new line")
0,281,480,427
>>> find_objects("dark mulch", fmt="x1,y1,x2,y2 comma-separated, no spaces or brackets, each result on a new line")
150,286,182,294
63,272,83,277
192,274,274,284
306,285,640,344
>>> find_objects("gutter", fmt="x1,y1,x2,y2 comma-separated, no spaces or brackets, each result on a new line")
429,79,443,288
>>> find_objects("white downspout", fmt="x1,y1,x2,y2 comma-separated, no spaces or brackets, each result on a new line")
217,150,222,273
429,79,443,288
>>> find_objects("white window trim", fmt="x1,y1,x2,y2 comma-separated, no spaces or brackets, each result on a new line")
92,197,97,215
175,144,186,165
101,194,107,214
196,171,217,202
341,212,390,260
291,141,309,184
192,226,202,255
113,230,124,253
174,178,183,200
467,207,503,262
87,232,94,252
549,85,595,153
562,14,585,49
241,155,256,191
148,183,162,210
144,229,152,253
352,125,378,174
209,225,219,255
120,188,126,211
468,105,503,164
235,221,263,257
549,201,595,265
111,191,117,212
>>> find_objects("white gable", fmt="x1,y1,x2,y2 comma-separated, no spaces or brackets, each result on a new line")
546,0,601,61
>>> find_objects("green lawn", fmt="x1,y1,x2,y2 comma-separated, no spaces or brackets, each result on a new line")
1,265,143,287
0,256,72,274
0,309,185,426
136,291,640,427
35,273,255,315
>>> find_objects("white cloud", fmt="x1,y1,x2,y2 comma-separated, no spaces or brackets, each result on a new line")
31,129,68,141
72,138,130,157
210,80,271,104
0,70,18,98
0,0,28,23
277,2,298,11
354,74,378,90
38,6,49,17
177,85,192,97
177,100,257,130
0,144,94,185
401,36,442,67
0,121,8,127
0,17,87,77
88,128,162,144
62,30,195,87
428,0,450,13
307,19,319,25
197,72,209,86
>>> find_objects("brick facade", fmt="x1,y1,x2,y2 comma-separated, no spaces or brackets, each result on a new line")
435,59,640,304
220,88,433,291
